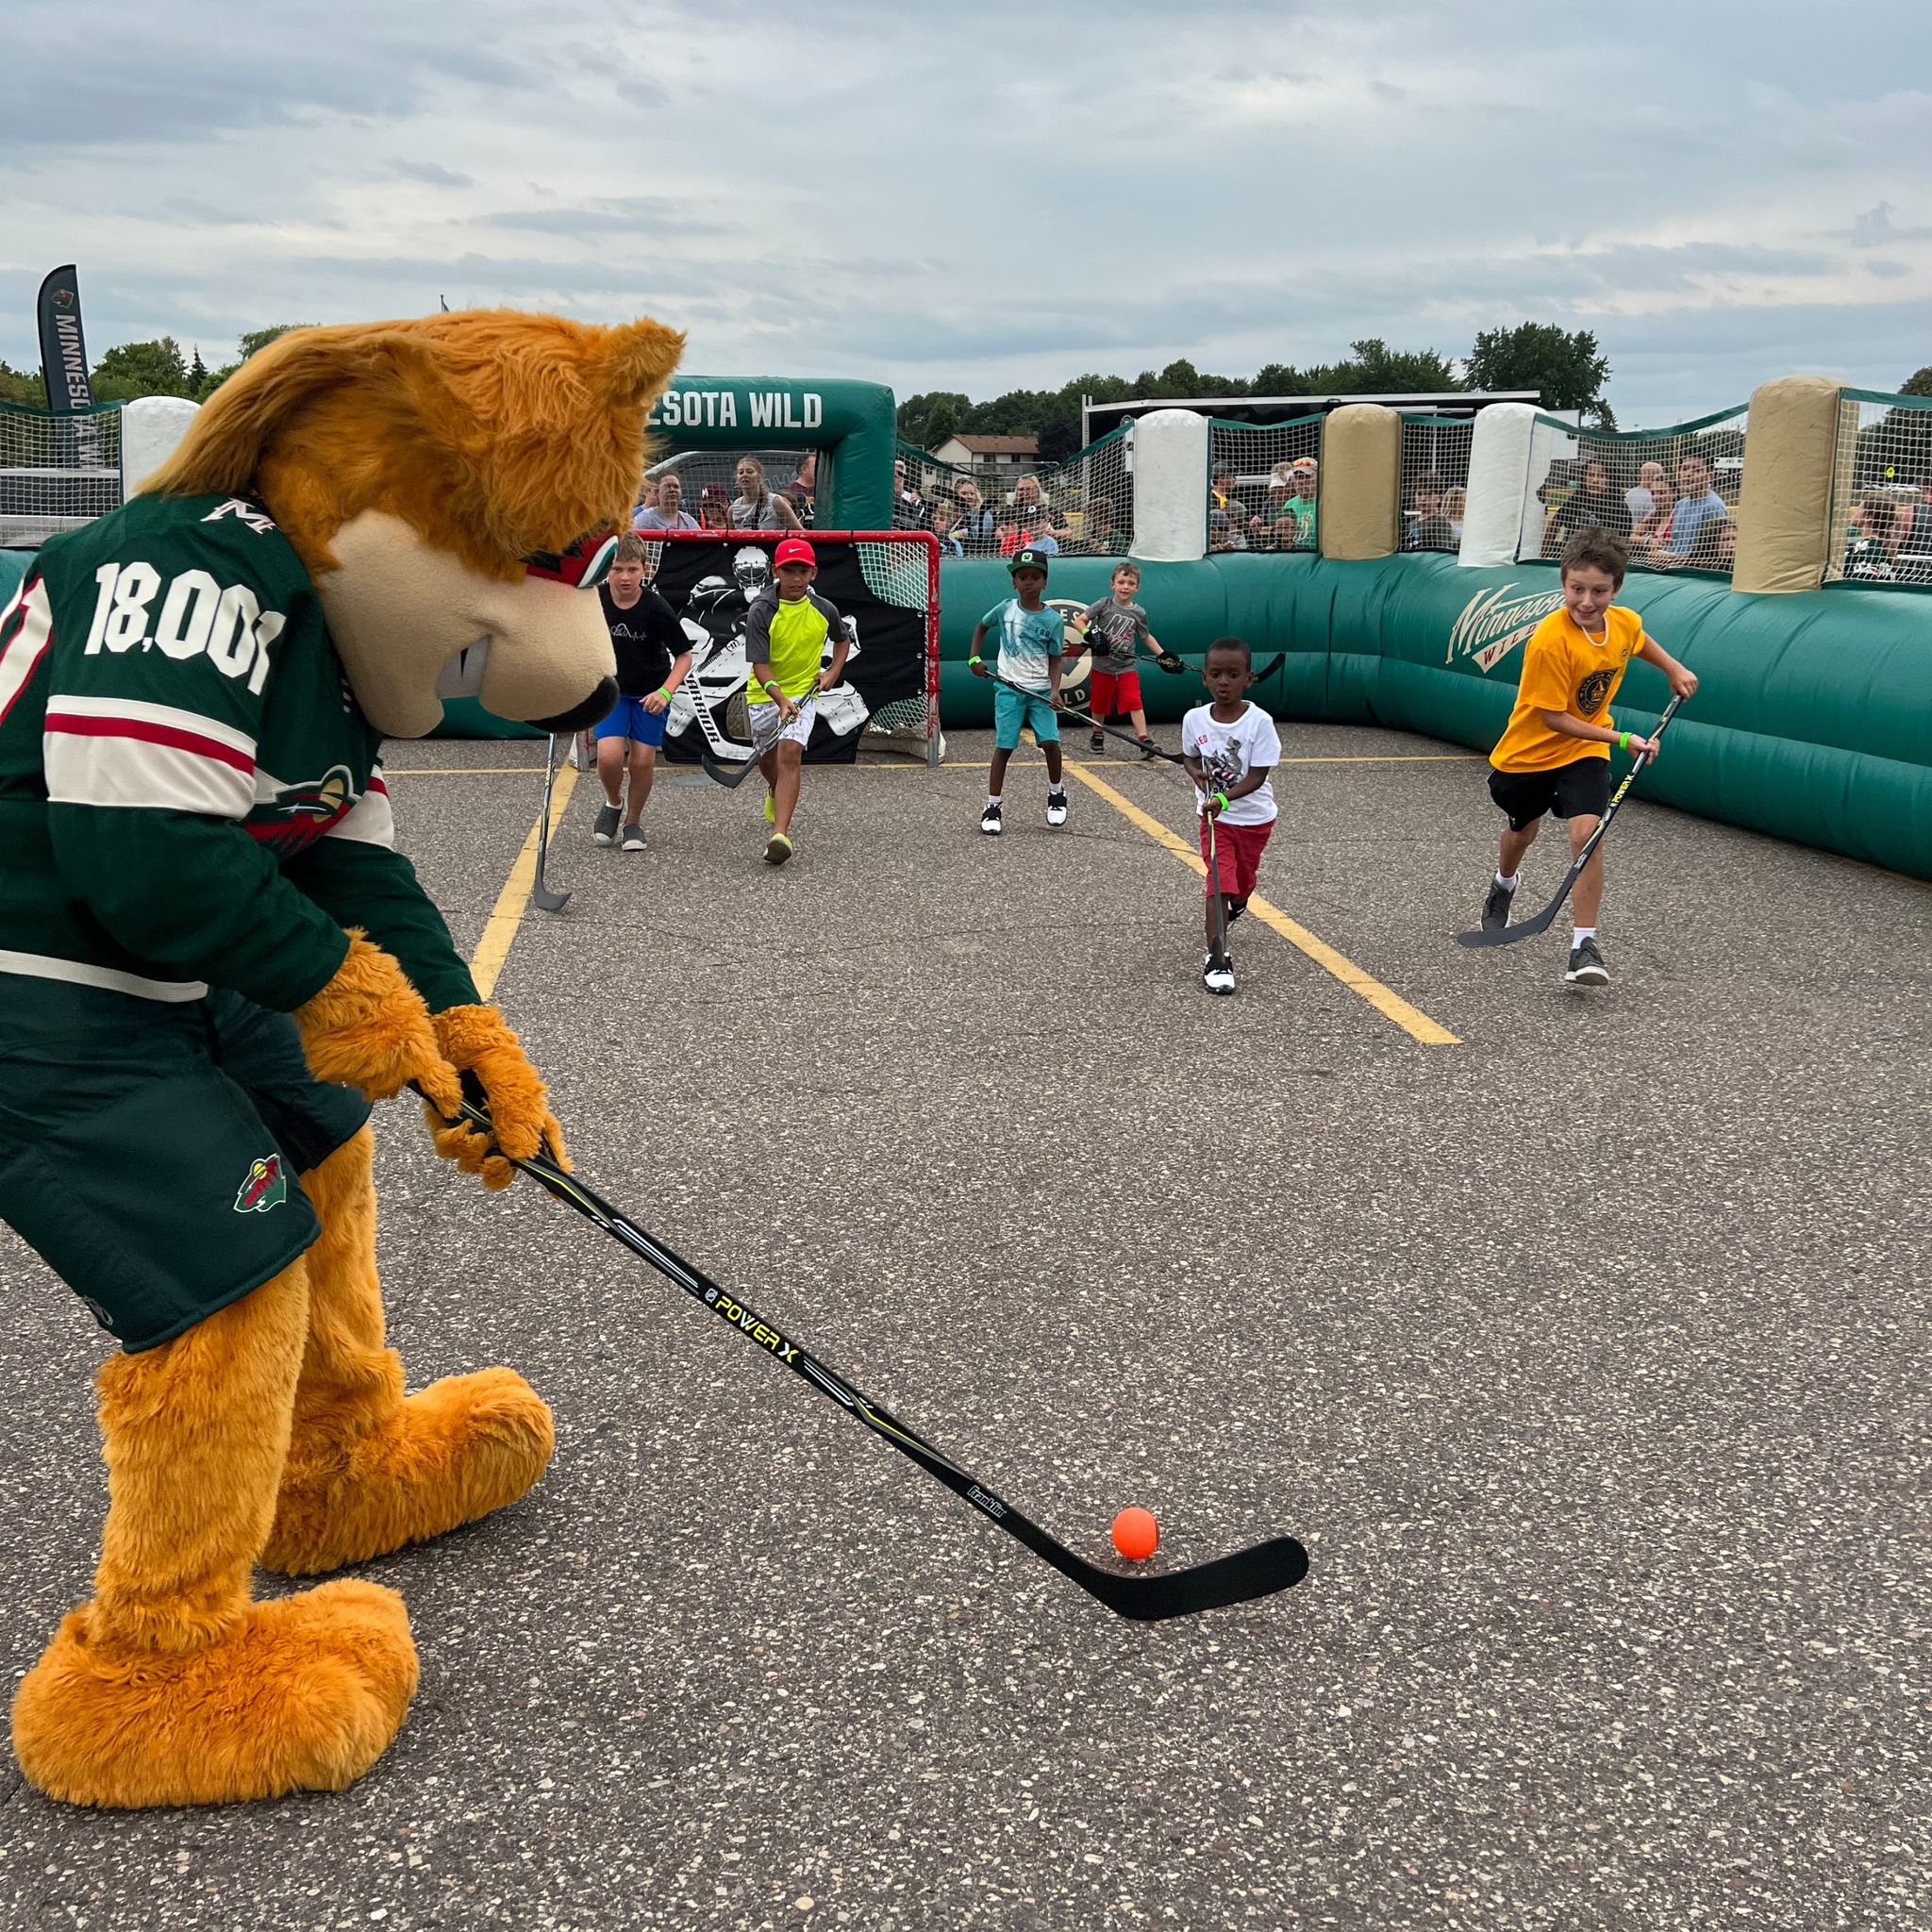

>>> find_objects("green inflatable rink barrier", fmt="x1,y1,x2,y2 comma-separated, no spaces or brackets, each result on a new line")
936,551,1932,881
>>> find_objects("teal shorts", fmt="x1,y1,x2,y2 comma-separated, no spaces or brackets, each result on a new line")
0,975,371,1352
993,683,1060,751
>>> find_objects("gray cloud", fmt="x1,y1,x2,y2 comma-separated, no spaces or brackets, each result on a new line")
2,0,1929,422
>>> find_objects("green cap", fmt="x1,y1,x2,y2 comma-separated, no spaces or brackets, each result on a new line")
1008,547,1050,575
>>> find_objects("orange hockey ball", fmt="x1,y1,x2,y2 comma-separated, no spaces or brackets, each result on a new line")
1111,1507,1159,1562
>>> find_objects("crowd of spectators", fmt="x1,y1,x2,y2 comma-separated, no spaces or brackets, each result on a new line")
1539,451,1738,573
1842,477,1932,581
633,454,816,536
1208,456,1322,553
891,455,1133,558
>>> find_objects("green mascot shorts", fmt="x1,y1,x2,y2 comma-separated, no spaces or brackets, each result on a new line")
0,975,372,1352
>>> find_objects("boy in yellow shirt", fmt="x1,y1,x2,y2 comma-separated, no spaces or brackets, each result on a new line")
1483,528,1698,986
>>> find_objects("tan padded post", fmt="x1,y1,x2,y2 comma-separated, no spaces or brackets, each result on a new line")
1319,404,1401,560
1732,375,1841,594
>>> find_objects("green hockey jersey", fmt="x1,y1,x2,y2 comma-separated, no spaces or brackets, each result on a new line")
0,491,476,1012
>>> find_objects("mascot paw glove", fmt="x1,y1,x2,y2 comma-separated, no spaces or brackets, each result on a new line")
295,933,463,1115
422,1005,569,1191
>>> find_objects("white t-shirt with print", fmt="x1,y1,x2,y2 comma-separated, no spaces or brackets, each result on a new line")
1182,700,1281,827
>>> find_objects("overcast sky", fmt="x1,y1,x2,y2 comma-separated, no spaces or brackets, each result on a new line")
3,1,1928,425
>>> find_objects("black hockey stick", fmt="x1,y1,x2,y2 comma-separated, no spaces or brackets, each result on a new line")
531,734,569,913
1456,693,1685,950
698,692,794,791
436,1088,1308,1622
1203,801,1232,973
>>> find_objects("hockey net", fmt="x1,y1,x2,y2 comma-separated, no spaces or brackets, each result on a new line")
631,529,941,765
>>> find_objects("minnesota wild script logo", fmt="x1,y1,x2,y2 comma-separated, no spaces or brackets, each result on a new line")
1446,584,1565,674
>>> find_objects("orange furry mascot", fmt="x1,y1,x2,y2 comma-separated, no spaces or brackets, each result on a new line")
0,310,682,1805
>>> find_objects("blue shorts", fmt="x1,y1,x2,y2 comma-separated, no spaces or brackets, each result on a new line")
593,695,669,747
993,683,1060,752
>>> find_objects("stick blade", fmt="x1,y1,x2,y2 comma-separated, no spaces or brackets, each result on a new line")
1078,1534,1309,1623
531,882,570,913
1454,891,1567,949
699,749,762,791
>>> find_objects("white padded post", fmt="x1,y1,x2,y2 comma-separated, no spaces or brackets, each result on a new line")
120,395,201,496
1457,403,1537,568
1129,408,1208,562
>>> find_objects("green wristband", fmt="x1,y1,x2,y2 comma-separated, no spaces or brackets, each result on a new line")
657,686,672,703
1212,791,1230,812
968,654,984,666
1618,731,1632,752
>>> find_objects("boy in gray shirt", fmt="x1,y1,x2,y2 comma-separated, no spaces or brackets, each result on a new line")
1076,561,1165,756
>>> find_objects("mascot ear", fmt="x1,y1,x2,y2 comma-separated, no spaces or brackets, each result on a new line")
601,317,686,409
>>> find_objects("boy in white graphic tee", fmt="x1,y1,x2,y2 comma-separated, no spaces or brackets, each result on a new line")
1179,636,1280,996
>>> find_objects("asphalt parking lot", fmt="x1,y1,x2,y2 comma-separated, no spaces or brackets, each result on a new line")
3,722,1928,1930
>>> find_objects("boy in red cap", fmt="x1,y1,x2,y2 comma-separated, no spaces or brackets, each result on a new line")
744,536,854,865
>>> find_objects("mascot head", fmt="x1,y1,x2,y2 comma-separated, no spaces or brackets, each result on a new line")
142,308,685,736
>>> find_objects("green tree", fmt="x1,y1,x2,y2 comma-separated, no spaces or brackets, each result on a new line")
1467,322,1612,425
0,359,48,408
89,336,193,402
190,344,208,390
1900,365,1932,397
922,397,959,450
1036,417,1079,463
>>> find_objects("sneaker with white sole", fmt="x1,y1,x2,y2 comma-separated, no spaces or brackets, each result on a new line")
979,800,1004,837
1046,789,1069,827
765,832,793,866
1201,952,1236,996
592,803,621,846
621,823,645,852
1564,936,1609,986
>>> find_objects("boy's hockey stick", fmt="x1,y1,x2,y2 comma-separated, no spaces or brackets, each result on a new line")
697,691,796,791
531,735,570,914
1456,693,1685,950
1203,801,1232,967
435,1086,1309,1622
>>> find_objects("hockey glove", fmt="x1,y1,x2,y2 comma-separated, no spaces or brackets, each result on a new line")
295,933,463,1116
422,1004,569,1191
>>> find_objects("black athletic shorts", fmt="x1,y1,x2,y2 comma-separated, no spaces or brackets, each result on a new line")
0,976,371,1353
1488,757,1612,831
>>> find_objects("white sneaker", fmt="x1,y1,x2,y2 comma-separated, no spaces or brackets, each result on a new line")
1201,952,1236,996
1045,788,1069,827
980,800,1004,836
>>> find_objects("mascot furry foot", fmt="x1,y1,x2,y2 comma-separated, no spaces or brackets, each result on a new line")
261,1126,555,1576
12,1271,420,1807
0,306,683,1806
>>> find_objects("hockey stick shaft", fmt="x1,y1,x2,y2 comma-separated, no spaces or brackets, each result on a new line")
531,734,569,912
1456,692,1685,949
428,1088,1307,1620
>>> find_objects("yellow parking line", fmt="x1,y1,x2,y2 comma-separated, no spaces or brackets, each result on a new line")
1062,763,1459,1046
470,767,577,999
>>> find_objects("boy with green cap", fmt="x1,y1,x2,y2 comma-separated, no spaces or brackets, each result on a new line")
968,547,1068,835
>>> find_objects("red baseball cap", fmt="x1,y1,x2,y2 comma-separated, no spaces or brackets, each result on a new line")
774,537,816,569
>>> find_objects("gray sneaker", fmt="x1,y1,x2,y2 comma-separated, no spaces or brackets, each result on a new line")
1482,876,1515,932
1564,936,1609,987
621,823,645,852
592,803,621,846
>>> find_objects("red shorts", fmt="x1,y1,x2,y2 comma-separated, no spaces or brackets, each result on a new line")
1199,814,1273,898
1089,669,1142,718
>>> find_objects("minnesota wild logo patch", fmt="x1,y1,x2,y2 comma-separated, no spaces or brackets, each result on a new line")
234,1153,289,1214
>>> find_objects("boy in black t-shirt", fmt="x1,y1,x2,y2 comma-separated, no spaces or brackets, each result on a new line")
591,535,693,852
